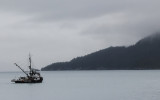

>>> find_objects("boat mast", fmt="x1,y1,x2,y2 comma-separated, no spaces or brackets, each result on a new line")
29,54,32,73
14,63,29,77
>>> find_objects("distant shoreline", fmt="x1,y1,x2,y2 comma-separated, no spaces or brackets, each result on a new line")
42,33,160,71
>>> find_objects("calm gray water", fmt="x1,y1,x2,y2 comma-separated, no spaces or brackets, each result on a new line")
0,70,160,100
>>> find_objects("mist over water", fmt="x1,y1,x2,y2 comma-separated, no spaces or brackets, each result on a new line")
1,70,160,100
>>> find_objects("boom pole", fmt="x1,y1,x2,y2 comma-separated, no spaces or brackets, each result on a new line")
14,63,29,77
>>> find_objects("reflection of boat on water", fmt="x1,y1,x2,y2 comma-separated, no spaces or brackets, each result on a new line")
11,54,43,83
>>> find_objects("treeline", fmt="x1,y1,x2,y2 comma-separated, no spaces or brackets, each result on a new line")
41,33,160,71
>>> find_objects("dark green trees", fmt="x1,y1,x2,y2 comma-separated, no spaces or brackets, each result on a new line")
41,33,160,71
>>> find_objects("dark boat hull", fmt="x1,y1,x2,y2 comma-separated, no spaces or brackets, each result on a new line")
13,77,43,83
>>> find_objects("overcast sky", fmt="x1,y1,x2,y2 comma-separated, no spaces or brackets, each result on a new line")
0,0,160,71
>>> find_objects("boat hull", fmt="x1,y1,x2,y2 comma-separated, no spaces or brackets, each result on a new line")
12,77,43,83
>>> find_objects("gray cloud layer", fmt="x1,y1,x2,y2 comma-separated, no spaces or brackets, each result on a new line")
0,0,159,20
0,0,160,71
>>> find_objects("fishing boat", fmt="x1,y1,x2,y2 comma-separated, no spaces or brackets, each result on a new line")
11,54,43,83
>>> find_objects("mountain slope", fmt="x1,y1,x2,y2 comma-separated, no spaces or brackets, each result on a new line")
41,33,160,71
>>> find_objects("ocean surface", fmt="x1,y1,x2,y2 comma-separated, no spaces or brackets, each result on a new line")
0,70,160,100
